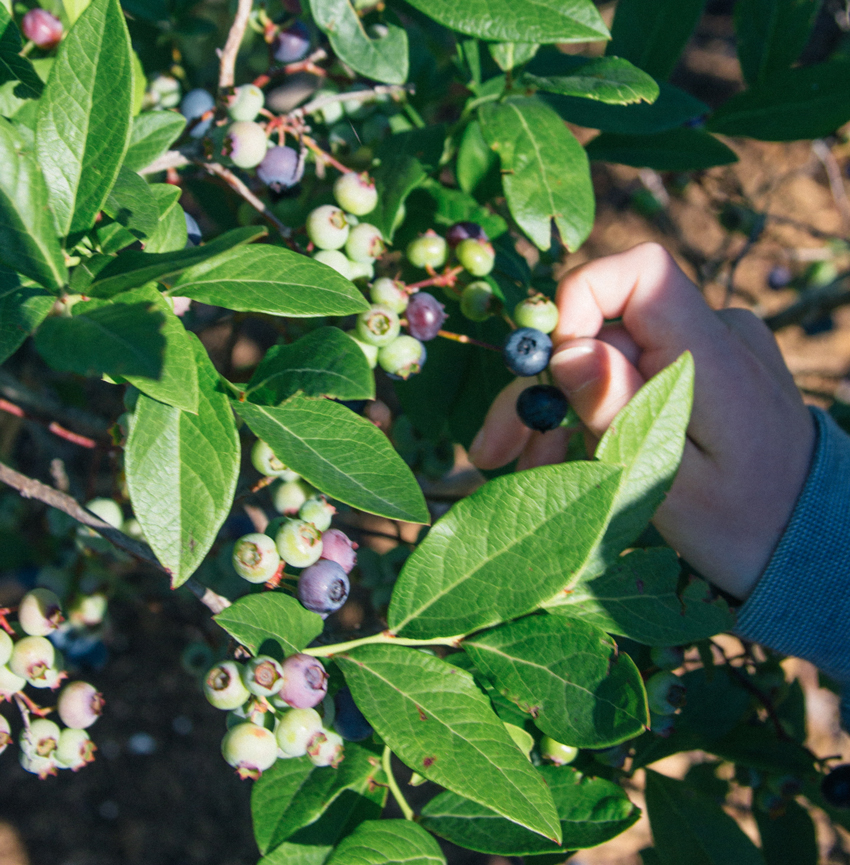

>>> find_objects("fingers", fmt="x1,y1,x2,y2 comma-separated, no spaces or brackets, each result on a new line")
467,378,535,469
516,426,569,471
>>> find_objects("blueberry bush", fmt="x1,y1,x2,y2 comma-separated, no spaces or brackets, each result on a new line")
0,0,849,862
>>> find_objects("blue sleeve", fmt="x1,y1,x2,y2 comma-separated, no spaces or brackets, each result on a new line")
735,406,850,726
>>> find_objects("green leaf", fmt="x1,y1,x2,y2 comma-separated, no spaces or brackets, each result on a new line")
142,184,187,254
123,110,186,172
371,154,426,241
706,725,815,775
754,799,818,865
585,129,738,170
0,117,67,291
125,336,240,587
308,0,408,85
66,284,199,412
0,271,54,364
246,328,375,405
480,96,594,251
251,744,386,856
85,226,267,297
541,80,707,135
214,593,323,658
64,0,92,25
420,179,507,240
36,0,133,235
734,0,821,86
235,396,429,524
489,42,539,72
644,770,765,865
456,120,498,196
607,0,705,80
103,165,160,240
387,461,622,639
549,547,735,645
0,6,43,99
706,60,850,141
325,820,445,865
465,614,647,747
35,293,167,380
524,58,659,106
401,0,609,43
336,645,562,844
421,765,639,854
171,245,369,317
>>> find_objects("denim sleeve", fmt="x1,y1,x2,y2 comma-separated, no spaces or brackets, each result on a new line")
735,406,850,726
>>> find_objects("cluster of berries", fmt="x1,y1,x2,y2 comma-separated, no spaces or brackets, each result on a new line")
644,646,687,737
0,589,104,777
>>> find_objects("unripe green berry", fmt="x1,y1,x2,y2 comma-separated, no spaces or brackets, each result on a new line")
460,281,496,322
370,278,408,313
306,205,349,250
345,223,384,262
275,518,323,568
23,718,60,759
347,259,374,282
224,121,268,169
313,249,356,279
299,496,336,533
79,497,123,539
645,670,686,715
275,707,323,757
0,630,12,668
227,697,275,729
273,479,315,516
514,295,559,334
68,593,107,628
355,304,400,348
233,533,281,584
378,335,424,379
19,588,63,636
406,231,447,269
58,681,104,729
0,714,10,755
344,330,379,368
540,736,578,765
20,749,58,778
221,722,278,779
0,665,25,699
9,635,55,684
242,655,285,698
36,662,67,690
251,440,299,480
456,238,495,276
333,172,378,216
56,728,96,770
205,661,251,710
650,646,685,671
307,728,344,767
227,84,265,122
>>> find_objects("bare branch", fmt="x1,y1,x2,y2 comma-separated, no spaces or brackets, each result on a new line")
0,461,231,615
296,83,414,119
219,0,254,91
763,270,850,331
139,150,191,175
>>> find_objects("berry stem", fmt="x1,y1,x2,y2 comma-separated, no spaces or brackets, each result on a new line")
382,746,415,821
407,266,464,291
304,630,464,658
436,330,501,352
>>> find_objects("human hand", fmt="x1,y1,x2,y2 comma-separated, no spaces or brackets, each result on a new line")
467,243,815,600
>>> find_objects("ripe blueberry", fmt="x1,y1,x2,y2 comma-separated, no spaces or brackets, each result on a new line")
406,292,446,342
334,172,378,216
204,661,251,711
275,518,323,568
180,88,215,138
306,205,349,250
224,121,268,169
822,764,850,807
58,681,104,729
446,221,488,248
233,533,281,584
319,528,357,574
333,687,372,741
21,9,63,49
274,21,310,63
297,560,349,616
257,145,304,192
456,238,495,277
221,722,278,779
514,295,559,334
279,654,328,709
378,335,425,379
516,385,568,432
406,231,447,270
503,328,552,376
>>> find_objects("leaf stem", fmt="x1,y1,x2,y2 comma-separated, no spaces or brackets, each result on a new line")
382,746,415,821
304,629,464,657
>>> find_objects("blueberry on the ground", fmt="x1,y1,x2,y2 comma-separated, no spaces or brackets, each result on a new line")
333,687,373,741
297,560,349,615
180,88,215,138
274,21,311,63
515,385,568,432
503,327,552,376
22,9,63,49
406,292,447,341
822,764,850,807
446,221,488,248
256,146,303,192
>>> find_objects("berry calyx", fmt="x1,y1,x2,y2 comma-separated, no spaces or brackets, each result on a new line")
57,681,104,729
645,670,686,715
297,560,350,616
306,205,349,250
355,304,401,348
516,385,568,432
456,238,495,277
460,281,495,322
370,278,409,314
540,736,579,765
378,335,425,379
406,292,447,342
274,21,310,63
345,223,384,262
233,533,282,584
256,146,304,193
279,654,328,709
275,518,323,568
242,656,285,698
334,172,378,216
299,496,336,533
19,588,64,637
21,9,63,49
221,722,278,779
319,528,358,574
275,707,323,757
503,328,552,377
251,439,299,480
227,84,265,122
514,295,559,334
446,221,488,248
204,661,251,711
308,728,344,767
406,231,447,270
23,718,60,759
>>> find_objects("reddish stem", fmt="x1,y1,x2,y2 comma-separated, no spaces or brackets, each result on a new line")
437,330,501,352
0,399,98,449
407,266,464,291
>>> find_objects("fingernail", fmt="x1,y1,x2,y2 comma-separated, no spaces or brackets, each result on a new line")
549,342,599,394
467,428,486,464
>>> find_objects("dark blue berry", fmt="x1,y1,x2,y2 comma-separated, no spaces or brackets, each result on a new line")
184,212,202,246
516,385,568,432
822,764,850,807
767,265,791,290
257,145,303,192
503,328,552,377
333,687,373,741
446,221,488,248
274,21,310,63
297,560,349,616
406,293,446,342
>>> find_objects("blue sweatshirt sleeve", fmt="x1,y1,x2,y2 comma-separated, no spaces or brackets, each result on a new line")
735,406,850,726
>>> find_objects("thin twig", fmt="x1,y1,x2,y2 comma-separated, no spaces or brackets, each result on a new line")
0,398,99,449
812,139,850,233
218,0,254,92
762,270,850,331
0,461,231,615
139,150,191,175
296,83,413,119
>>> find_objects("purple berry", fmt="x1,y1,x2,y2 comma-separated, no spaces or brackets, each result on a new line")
446,221,488,248
516,385,568,432
279,654,328,709
406,292,446,341
767,265,792,290
319,528,357,574
297,560,350,616
274,21,310,64
21,9,63,49
257,145,304,192
333,687,372,741
503,327,552,376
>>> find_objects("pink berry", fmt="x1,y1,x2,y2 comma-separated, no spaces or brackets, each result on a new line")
57,681,104,729
279,654,328,709
21,9,63,50
319,528,358,574
406,292,447,341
